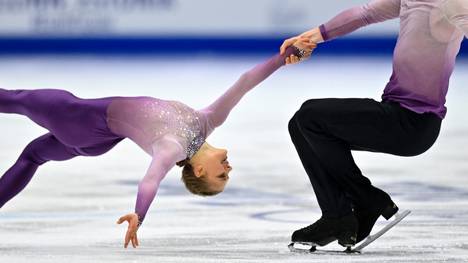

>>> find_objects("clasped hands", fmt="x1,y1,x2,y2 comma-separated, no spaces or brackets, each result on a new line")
280,28,323,65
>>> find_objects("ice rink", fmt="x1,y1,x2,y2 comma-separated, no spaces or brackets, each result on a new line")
1,54,468,262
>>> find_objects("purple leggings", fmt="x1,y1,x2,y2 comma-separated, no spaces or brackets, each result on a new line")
0,88,124,208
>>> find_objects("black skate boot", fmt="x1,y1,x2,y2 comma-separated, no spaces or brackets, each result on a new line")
354,188,399,243
290,213,358,251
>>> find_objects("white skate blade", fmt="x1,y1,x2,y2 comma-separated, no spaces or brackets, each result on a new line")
288,210,411,254
352,209,411,252
288,242,318,252
288,242,359,254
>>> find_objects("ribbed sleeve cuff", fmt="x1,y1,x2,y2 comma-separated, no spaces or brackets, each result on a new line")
319,24,329,42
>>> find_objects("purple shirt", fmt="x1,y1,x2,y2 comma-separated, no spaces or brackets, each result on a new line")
319,0,468,119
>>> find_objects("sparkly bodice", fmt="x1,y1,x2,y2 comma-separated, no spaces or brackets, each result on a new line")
106,96,208,160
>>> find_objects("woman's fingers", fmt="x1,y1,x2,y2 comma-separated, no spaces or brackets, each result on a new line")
117,214,132,224
131,234,136,248
117,216,126,224
132,233,139,248
124,229,131,248
130,227,138,248
125,227,139,248
135,233,139,246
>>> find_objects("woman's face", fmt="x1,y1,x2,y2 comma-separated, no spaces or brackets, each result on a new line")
193,145,233,193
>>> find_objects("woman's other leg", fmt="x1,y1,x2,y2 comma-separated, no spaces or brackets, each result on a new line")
0,133,79,208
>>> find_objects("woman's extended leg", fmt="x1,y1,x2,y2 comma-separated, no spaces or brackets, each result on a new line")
0,133,80,208
0,88,74,122
0,88,121,148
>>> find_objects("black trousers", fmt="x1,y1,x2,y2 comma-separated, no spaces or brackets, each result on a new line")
288,98,442,218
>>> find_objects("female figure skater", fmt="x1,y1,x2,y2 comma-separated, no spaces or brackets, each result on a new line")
281,0,467,250
0,45,313,248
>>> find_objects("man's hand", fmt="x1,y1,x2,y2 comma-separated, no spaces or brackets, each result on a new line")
117,213,140,248
280,36,316,65
280,27,324,65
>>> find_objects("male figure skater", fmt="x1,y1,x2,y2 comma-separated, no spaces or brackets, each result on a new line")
280,0,467,249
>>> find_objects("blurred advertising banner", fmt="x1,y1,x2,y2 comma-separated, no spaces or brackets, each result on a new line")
0,0,397,37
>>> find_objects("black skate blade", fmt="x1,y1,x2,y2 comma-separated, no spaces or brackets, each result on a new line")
288,242,360,254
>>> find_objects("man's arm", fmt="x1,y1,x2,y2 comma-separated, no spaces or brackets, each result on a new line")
319,0,401,42
442,0,468,37
281,0,401,64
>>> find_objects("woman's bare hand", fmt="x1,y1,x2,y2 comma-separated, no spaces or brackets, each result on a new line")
117,213,140,248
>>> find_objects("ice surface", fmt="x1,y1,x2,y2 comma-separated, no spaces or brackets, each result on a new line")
1,54,468,262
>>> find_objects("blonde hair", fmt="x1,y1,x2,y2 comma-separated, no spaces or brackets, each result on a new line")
177,159,222,196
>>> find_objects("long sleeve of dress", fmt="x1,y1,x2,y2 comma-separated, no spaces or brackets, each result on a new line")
319,0,401,41
441,0,468,37
134,137,185,224
199,47,297,130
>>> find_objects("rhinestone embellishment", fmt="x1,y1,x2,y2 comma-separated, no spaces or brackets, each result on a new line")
186,134,205,158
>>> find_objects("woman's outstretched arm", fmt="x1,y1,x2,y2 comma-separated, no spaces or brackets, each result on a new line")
198,46,308,130
117,137,185,248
